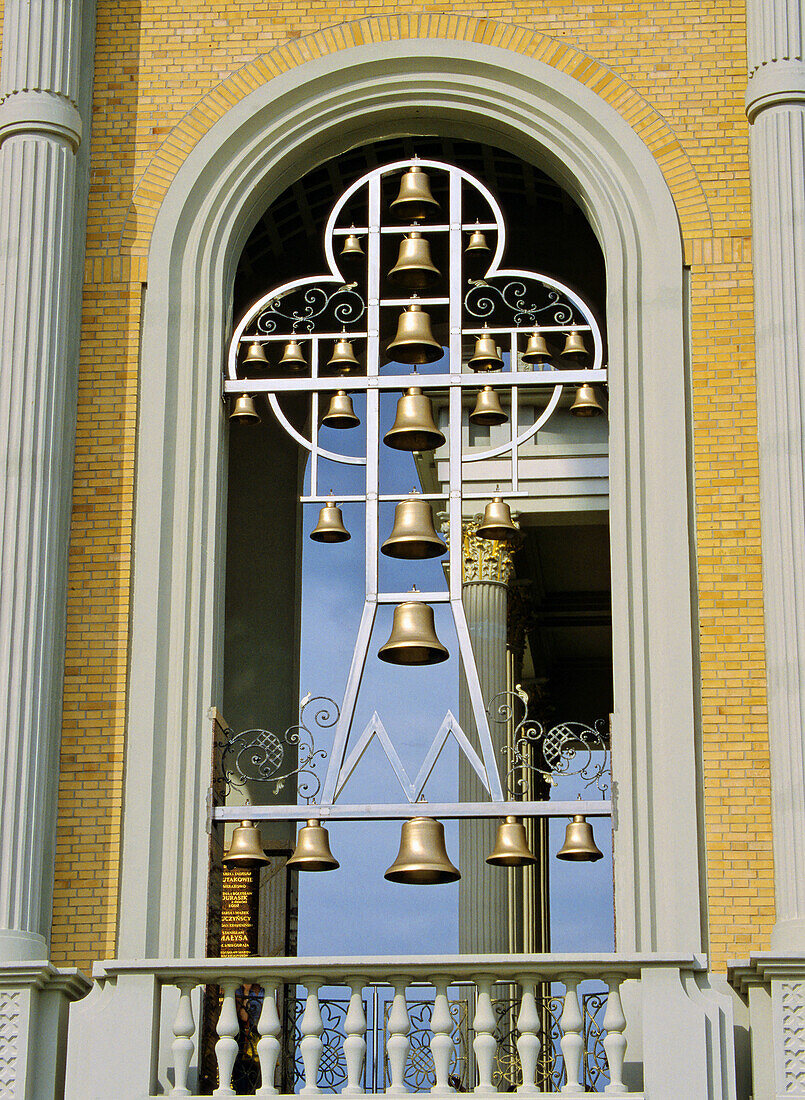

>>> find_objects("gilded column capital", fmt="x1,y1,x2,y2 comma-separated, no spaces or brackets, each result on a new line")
442,516,517,585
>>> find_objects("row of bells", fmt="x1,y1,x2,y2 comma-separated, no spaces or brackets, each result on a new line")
232,377,605,430
311,492,514,551
237,318,590,377
341,224,491,274
224,813,603,881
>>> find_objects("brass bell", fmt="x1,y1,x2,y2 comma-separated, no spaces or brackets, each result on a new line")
381,495,447,559
557,815,604,862
388,232,441,289
390,166,440,222
229,393,261,424
383,388,445,452
322,390,360,430
243,341,270,369
328,337,361,374
570,383,605,417
521,333,551,364
280,339,307,371
384,817,460,884
286,819,340,872
222,820,271,868
561,331,588,360
470,386,508,427
465,227,490,255
310,501,350,543
341,232,364,257
378,598,449,665
486,816,537,867
386,302,443,364
476,497,519,541
468,332,504,372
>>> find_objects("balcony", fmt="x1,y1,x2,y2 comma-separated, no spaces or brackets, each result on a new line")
64,953,736,1099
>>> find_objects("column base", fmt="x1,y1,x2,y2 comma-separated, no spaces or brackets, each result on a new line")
0,961,90,1100
0,928,49,962
771,919,805,952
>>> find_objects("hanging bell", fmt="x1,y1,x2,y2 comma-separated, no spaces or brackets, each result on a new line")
386,302,443,364
470,386,508,427
570,383,605,417
384,817,460,884
486,816,537,867
381,495,447,559
388,232,441,289
243,341,270,369
556,815,604,862
322,390,360,430
390,166,440,222
280,339,307,371
341,232,364,258
222,820,271,868
378,599,449,665
229,393,261,424
328,337,361,374
468,332,504,372
383,388,445,452
465,227,490,255
476,497,519,541
561,332,589,360
521,333,551,364
310,501,350,543
286,819,340,872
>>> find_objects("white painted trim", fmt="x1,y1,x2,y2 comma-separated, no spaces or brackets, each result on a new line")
120,38,701,959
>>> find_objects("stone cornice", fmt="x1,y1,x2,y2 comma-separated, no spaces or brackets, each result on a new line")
0,962,91,998
746,60,805,120
0,89,82,150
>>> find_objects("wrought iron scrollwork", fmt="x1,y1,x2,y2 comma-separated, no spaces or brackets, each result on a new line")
255,282,366,335
464,277,582,329
488,686,611,797
221,694,335,802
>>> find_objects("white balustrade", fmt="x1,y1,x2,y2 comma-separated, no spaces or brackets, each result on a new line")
385,978,411,1095
300,981,324,1095
170,982,196,1096
559,974,584,1095
72,954,722,1099
214,980,241,1095
343,978,367,1095
430,978,454,1095
472,977,497,1093
516,975,541,1092
603,974,627,1095
256,981,281,1096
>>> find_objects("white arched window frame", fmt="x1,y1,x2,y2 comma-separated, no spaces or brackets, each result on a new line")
117,41,703,962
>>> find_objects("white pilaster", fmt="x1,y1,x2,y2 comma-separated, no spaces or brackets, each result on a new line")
0,0,88,962
745,0,805,951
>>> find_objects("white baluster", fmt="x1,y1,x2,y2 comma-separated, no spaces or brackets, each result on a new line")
343,979,367,1095
386,979,411,1095
214,981,241,1096
602,975,627,1094
559,976,584,1094
300,981,324,1095
256,982,281,1095
430,979,454,1095
170,982,196,1096
516,976,541,1093
473,978,497,1094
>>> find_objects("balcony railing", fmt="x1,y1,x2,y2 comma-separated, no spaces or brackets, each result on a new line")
65,954,730,1099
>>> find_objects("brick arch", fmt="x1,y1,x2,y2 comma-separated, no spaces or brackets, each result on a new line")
118,15,711,260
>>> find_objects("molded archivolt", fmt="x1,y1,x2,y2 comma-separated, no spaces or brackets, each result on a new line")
118,16,711,261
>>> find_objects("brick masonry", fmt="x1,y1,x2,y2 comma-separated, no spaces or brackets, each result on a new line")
49,6,772,973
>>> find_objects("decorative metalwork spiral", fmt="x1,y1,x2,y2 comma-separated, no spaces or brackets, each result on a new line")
255,283,366,335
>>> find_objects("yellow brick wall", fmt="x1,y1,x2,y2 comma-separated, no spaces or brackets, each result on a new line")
50,4,772,973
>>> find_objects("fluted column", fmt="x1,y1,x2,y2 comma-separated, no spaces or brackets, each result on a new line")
745,0,805,951
0,0,87,961
457,520,515,954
